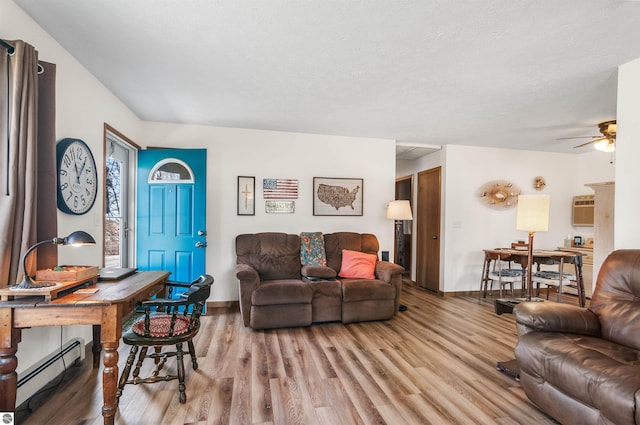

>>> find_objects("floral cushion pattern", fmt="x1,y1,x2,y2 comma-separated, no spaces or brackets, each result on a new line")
132,315,190,337
300,232,327,266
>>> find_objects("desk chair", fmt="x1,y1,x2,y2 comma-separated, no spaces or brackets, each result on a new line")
116,274,214,404
480,249,523,298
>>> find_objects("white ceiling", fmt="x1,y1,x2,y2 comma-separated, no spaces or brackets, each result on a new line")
13,0,640,156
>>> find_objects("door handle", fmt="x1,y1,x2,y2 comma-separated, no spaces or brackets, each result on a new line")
432,236,438,240
195,241,207,248
198,230,207,236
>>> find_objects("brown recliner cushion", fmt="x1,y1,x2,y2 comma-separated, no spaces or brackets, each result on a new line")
324,232,379,274
251,279,313,306
589,249,640,351
236,233,301,280
341,278,396,302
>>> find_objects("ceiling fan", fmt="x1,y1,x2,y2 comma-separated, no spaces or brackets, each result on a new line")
557,120,617,152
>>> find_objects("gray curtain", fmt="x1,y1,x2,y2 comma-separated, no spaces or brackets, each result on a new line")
0,40,56,286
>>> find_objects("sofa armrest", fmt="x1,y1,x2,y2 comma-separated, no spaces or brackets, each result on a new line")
301,265,337,279
235,263,260,327
375,261,404,314
375,261,404,283
513,302,601,337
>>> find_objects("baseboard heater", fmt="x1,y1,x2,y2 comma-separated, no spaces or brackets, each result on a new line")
16,338,85,407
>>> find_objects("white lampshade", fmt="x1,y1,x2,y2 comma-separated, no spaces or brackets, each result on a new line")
386,200,413,220
516,195,550,232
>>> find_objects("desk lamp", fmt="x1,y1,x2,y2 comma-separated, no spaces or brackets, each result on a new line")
16,230,96,289
516,195,550,301
387,200,413,311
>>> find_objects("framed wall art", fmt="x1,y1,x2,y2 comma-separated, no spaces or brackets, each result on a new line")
313,177,363,216
237,176,255,215
265,200,295,213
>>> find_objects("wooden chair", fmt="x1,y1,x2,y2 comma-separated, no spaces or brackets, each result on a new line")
480,249,523,298
531,254,584,306
116,274,214,404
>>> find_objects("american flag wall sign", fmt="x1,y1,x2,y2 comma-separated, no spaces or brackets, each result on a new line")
263,178,298,199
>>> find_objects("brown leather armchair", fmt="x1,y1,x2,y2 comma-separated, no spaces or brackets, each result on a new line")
513,249,640,425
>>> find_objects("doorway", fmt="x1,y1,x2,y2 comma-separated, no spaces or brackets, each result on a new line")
136,148,207,285
416,166,441,293
394,176,413,276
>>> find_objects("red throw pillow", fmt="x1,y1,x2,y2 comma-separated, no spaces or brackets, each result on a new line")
339,249,377,279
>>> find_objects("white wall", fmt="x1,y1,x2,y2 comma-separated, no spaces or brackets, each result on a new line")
397,144,614,293
615,57,640,249
138,122,397,302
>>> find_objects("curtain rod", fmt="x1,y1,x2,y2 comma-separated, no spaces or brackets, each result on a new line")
1,39,44,74
0,39,15,55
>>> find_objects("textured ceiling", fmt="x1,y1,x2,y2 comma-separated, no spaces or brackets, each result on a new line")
13,0,640,155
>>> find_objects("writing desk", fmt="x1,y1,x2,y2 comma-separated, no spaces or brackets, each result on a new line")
0,270,170,425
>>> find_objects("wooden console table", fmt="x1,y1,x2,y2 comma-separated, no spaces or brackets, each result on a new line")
0,270,170,425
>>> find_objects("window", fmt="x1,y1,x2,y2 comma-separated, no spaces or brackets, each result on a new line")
104,125,138,268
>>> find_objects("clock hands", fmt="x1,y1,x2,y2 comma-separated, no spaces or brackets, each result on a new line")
78,157,88,177
70,157,89,185
73,160,81,184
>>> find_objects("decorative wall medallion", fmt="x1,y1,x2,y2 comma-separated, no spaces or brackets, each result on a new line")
478,180,521,210
534,176,546,191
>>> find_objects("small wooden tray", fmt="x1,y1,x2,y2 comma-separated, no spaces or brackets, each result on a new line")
0,276,98,301
36,265,99,282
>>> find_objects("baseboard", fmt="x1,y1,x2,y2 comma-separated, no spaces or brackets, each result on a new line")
16,338,85,407
206,300,239,309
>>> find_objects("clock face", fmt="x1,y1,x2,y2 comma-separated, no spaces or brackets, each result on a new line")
56,138,98,215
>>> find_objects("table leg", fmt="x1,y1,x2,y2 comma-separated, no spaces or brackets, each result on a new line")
0,308,20,414
575,260,586,308
93,324,102,368
101,305,122,425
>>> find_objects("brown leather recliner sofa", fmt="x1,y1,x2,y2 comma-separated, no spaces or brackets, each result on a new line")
235,232,404,330
513,249,640,425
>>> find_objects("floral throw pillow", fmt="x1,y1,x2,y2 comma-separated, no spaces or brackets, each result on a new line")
300,232,327,266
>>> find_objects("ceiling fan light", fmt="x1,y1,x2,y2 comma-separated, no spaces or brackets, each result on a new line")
594,138,615,152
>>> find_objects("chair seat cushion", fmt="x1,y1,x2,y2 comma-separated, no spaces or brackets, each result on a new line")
489,269,522,282
533,270,574,284
493,268,522,277
132,315,190,337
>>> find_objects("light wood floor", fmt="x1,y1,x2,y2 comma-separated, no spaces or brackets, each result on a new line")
17,284,569,425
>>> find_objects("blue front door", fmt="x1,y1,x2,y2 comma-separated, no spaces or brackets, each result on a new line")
136,149,207,289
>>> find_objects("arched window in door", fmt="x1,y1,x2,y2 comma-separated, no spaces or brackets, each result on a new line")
148,159,194,183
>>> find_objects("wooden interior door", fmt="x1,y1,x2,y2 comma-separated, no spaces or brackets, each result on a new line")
416,167,441,292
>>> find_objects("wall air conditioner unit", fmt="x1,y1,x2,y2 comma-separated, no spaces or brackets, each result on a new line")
572,195,595,227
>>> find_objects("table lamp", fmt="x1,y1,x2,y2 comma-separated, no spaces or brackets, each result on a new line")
516,195,550,301
387,200,413,311
16,230,96,289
